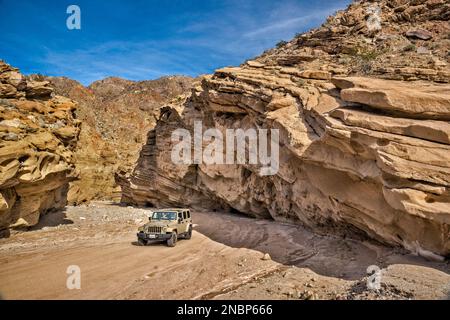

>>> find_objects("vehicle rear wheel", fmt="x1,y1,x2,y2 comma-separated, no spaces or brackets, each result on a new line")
167,232,177,247
137,238,147,246
185,226,192,240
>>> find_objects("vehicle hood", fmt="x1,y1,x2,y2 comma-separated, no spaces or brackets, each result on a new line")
144,220,174,228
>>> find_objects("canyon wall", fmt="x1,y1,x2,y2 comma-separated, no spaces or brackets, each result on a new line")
119,0,450,257
0,64,193,233
0,61,80,233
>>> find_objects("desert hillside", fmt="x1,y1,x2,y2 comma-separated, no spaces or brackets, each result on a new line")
28,74,195,204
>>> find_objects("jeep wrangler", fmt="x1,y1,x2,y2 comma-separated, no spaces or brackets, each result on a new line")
137,208,193,247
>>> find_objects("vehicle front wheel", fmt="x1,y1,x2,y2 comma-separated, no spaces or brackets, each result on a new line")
167,232,177,247
137,238,147,246
185,226,192,240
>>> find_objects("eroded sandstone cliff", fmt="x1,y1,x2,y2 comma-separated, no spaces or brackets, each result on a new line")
0,61,80,233
119,0,450,257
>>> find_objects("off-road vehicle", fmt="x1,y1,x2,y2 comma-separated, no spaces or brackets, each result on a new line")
137,208,193,247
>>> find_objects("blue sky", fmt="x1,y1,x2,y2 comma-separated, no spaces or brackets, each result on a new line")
0,0,351,86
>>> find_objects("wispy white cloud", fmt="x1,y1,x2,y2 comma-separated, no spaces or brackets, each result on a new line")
26,0,352,85
243,7,342,39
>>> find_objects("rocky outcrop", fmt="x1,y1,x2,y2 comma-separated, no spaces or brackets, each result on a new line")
39,75,194,204
119,0,450,258
0,61,80,233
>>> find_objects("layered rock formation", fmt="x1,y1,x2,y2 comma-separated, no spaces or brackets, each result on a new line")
0,61,80,233
34,75,194,204
119,0,450,257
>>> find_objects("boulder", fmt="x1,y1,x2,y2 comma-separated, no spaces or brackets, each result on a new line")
332,77,450,119
405,29,433,40
25,80,53,98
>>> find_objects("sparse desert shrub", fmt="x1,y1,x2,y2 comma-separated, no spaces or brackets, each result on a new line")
29,73,46,81
403,44,416,52
360,61,373,74
354,47,388,62
428,42,438,50
342,45,360,56
359,50,379,61
293,78,306,87
276,40,288,49
0,98,17,109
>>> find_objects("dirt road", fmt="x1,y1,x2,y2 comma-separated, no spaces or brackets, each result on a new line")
0,202,449,300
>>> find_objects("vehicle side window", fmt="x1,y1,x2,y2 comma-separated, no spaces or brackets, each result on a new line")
187,211,190,219
183,211,187,219
178,212,182,220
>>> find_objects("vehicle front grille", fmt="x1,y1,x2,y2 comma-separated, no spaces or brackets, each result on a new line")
147,226,163,233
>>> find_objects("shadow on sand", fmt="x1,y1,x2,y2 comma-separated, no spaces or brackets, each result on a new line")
30,208,74,231
192,210,450,281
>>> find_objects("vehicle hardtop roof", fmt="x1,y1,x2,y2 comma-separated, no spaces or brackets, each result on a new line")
153,208,189,212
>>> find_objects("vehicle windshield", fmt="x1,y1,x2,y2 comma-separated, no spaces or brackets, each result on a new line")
151,211,177,220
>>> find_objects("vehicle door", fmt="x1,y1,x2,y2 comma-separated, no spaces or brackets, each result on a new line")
177,211,187,233
181,210,189,233
186,210,192,226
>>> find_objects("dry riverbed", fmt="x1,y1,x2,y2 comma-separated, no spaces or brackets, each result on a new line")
0,202,449,300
